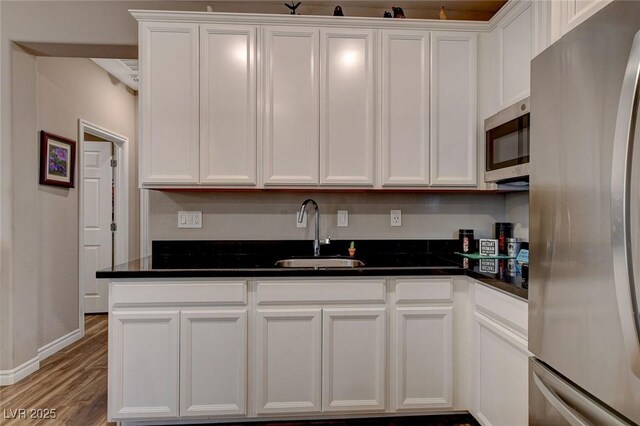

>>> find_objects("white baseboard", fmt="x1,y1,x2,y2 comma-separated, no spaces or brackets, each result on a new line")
0,356,39,386
37,328,82,361
0,328,82,386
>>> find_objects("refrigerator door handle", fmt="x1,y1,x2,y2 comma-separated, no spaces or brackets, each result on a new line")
612,29,640,378
533,373,589,426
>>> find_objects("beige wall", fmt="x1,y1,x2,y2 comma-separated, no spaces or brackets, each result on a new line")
35,57,137,348
2,52,136,369
150,192,507,242
506,192,530,241
0,0,211,373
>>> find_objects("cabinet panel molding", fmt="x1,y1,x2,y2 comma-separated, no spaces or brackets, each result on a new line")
320,28,376,186
200,24,257,185
254,309,322,414
263,26,320,185
393,307,453,410
140,22,199,185
322,308,386,412
109,311,180,420
430,31,478,186
180,310,247,417
381,29,430,186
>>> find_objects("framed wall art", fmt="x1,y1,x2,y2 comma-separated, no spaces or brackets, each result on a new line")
39,131,76,188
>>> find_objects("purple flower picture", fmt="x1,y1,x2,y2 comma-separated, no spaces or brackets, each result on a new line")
40,131,76,188
48,146,68,177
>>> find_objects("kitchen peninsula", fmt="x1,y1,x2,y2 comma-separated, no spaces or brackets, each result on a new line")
98,239,528,425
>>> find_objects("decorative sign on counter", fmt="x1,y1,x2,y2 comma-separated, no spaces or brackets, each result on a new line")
479,239,499,257
516,248,529,264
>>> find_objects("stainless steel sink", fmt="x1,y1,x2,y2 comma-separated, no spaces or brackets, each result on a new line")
275,257,365,268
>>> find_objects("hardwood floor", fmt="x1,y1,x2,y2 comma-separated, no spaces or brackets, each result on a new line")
0,314,113,425
0,315,478,426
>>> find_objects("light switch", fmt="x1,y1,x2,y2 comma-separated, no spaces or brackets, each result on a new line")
337,210,348,227
178,211,202,228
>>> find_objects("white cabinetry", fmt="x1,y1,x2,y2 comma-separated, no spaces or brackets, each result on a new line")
323,308,386,412
380,30,430,186
391,278,453,411
200,24,257,185
254,309,322,414
108,281,248,422
492,2,532,111
254,279,387,415
109,311,180,420
471,282,529,426
263,26,320,185
139,22,199,185
180,310,247,417
320,28,376,186
430,32,477,186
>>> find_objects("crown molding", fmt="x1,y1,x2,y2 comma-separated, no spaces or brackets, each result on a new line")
130,9,493,32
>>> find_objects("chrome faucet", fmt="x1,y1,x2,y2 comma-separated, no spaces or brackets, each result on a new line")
298,198,330,256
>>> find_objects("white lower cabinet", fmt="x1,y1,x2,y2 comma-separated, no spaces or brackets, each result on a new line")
254,309,322,414
108,277,529,424
391,278,454,411
322,308,386,412
471,282,529,426
180,310,247,417
109,311,180,420
393,307,453,410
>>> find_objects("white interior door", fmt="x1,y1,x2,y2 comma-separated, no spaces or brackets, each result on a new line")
82,141,113,313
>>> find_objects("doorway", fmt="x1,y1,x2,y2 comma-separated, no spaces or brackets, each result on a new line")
78,120,128,318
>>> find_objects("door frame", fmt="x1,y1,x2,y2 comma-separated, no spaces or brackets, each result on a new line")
78,119,129,333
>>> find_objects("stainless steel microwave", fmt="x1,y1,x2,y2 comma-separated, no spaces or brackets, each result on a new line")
484,98,530,183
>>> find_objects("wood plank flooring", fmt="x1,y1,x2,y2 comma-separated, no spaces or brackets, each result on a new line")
0,314,113,425
0,315,478,426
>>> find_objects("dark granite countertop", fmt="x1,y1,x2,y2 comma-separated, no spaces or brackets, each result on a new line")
97,240,528,300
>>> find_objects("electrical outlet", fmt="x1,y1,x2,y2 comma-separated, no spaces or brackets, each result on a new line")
297,211,307,228
337,210,348,227
390,209,402,227
178,211,202,228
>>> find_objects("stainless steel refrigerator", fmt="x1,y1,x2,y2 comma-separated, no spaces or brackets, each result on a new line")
530,1,640,424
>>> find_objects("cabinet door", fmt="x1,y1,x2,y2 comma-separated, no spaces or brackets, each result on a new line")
200,24,257,185
393,307,453,411
430,32,477,186
320,28,375,186
139,22,199,185
322,308,386,412
493,2,532,109
254,309,322,414
109,311,179,420
180,310,247,417
381,30,430,186
263,26,319,185
472,311,529,426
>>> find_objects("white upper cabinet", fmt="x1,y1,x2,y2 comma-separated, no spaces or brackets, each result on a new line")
320,28,376,186
380,30,430,187
491,2,533,113
263,26,320,185
140,22,199,185
430,32,478,186
200,24,257,185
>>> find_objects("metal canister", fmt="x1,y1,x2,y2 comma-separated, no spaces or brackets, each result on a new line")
494,223,514,255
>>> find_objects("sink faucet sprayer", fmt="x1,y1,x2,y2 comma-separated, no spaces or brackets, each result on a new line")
298,199,330,256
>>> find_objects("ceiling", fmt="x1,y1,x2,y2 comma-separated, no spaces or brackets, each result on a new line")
92,0,508,90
